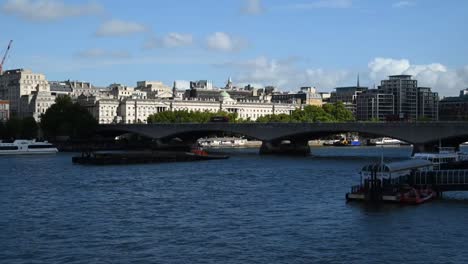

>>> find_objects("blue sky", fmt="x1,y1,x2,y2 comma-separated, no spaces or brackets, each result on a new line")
1,0,467,95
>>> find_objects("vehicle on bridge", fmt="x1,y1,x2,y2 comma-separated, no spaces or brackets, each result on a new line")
209,116,229,122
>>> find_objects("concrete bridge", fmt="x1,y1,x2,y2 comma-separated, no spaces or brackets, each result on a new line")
97,122,468,155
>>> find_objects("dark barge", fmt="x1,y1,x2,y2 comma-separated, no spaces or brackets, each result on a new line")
72,150,229,165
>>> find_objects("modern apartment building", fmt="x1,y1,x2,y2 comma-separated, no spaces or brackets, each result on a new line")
355,89,394,121
329,86,368,115
378,75,419,120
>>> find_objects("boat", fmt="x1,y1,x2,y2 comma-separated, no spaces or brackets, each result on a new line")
399,186,436,204
197,137,247,148
372,137,407,146
346,159,437,204
72,148,228,165
412,147,468,170
323,135,361,147
0,139,58,155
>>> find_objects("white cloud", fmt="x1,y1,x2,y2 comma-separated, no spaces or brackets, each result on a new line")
163,33,193,47
206,32,247,52
75,48,130,59
392,1,415,8
242,0,264,15
289,0,352,9
95,19,147,37
368,57,468,96
144,33,193,49
1,0,102,21
223,56,351,90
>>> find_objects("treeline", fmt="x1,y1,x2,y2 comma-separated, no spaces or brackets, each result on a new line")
0,96,97,141
148,110,240,123
147,102,354,123
0,117,38,140
40,96,97,139
257,102,355,123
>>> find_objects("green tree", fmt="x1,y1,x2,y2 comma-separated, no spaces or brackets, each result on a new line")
147,110,240,124
323,102,355,122
40,96,97,139
290,105,334,122
21,117,38,139
0,121,5,140
5,117,22,139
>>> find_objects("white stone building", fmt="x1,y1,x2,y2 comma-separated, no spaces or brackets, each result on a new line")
0,69,50,116
136,81,172,99
20,91,56,121
81,90,298,124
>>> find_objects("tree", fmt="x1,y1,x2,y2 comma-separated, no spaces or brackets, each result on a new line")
147,110,240,124
40,96,97,139
0,121,5,140
323,102,355,122
5,117,22,139
21,117,38,139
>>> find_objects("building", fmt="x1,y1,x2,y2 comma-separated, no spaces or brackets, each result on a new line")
353,75,439,121
439,89,468,121
77,95,121,124
329,86,368,114
356,89,394,121
80,91,297,124
0,69,50,116
20,91,56,121
136,81,172,98
109,84,135,100
0,100,9,121
378,75,419,120
49,81,73,97
418,87,439,121
271,87,323,106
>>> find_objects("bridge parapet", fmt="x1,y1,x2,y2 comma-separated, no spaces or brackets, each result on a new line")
97,122,468,155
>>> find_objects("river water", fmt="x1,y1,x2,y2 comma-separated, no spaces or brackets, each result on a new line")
1,146,468,264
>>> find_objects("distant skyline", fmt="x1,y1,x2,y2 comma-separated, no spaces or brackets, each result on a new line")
1,0,467,95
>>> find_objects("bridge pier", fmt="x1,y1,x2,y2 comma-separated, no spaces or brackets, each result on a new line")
259,140,310,156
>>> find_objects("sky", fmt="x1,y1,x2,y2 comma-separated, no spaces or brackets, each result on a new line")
0,0,467,96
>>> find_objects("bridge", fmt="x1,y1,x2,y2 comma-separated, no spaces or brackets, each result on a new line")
97,122,468,155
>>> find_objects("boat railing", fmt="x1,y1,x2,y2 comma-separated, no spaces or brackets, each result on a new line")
350,184,363,193
413,170,468,186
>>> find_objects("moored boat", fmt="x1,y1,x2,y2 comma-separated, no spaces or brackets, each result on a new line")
0,139,58,155
346,159,436,204
412,147,468,170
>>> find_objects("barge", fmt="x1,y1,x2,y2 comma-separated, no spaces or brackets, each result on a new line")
72,149,228,165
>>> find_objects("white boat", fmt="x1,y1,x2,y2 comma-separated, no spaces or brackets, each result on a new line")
0,139,58,155
412,147,468,170
197,137,247,148
373,137,406,146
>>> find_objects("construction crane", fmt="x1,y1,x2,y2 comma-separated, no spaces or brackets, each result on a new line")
0,40,13,74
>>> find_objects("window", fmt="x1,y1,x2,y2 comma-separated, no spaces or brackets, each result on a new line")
0,146,18,150
28,145,55,149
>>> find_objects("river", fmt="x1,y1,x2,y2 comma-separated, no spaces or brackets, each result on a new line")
1,146,468,263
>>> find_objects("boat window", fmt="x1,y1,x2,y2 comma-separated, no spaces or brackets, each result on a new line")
0,146,19,150
28,145,55,149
